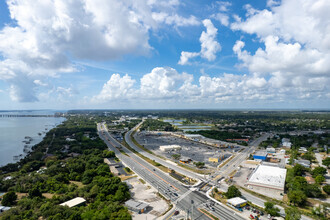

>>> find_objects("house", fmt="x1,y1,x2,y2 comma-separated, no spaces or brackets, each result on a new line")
60,197,86,208
282,138,292,148
295,159,311,168
0,206,11,213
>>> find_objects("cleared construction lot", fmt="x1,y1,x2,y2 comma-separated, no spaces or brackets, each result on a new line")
134,132,232,168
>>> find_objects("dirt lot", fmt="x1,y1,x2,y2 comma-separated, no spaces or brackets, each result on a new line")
125,177,169,220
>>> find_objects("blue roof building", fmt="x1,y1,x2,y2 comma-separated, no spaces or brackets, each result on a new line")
253,151,268,161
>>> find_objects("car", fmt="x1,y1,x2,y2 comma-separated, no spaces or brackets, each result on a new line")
173,193,178,196
174,211,179,215
153,169,156,171
250,214,254,219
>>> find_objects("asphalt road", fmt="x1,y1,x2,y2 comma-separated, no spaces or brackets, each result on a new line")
125,124,205,181
98,123,245,220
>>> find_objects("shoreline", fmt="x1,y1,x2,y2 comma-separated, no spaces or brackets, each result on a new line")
0,117,66,168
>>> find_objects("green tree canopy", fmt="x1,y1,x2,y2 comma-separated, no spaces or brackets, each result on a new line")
264,202,280,217
288,190,307,206
311,166,327,178
225,185,241,199
285,207,301,220
1,191,17,206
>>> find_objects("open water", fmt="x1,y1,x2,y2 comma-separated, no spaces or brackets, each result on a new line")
0,111,65,167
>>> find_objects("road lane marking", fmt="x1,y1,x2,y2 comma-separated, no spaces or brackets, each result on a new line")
197,208,216,220
101,131,180,191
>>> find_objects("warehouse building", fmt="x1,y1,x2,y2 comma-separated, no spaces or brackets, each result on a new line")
253,151,268,161
247,165,287,198
125,199,149,213
159,145,181,152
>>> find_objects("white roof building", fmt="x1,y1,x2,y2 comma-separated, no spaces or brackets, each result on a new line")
227,197,247,207
60,197,86,208
125,199,149,213
247,165,287,191
159,145,181,152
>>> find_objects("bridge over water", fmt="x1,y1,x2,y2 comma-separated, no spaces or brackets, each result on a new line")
0,114,59,118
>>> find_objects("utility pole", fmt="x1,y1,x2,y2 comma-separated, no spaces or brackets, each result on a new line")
191,200,194,220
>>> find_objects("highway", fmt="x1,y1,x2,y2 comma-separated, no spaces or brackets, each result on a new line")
125,122,205,181
98,123,245,220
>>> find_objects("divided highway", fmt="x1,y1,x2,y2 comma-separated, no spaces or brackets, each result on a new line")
98,123,245,220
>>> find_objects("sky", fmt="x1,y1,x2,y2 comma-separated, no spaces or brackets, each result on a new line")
0,0,329,110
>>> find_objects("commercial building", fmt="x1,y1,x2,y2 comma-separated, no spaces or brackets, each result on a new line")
266,147,276,154
227,197,247,208
247,165,287,198
125,199,149,213
253,151,268,161
60,197,86,208
208,154,225,163
159,145,181,152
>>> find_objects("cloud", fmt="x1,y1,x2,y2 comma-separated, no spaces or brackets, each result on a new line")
179,19,221,65
0,0,199,102
200,19,221,61
93,74,136,102
178,52,200,65
216,1,232,12
231,0,330,98
151,13,200,27
212,13,230,26
93,66,290,105
140,67,193,99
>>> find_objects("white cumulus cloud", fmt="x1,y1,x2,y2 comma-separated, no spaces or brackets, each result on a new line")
179,19,221,65
0,0,200,102
231,0,330,99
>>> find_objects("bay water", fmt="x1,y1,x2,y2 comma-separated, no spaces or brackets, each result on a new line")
0,111,65,167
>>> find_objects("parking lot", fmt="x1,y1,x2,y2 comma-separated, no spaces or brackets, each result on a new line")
134,132,232,168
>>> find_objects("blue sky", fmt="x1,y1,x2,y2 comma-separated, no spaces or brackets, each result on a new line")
0,0,329,110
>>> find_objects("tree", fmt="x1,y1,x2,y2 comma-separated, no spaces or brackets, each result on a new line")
28,186,42,198
1,191,17,206
194,162,205,168
306,184,323,198
291,176,307,191
322,157,330,167
315,175,325,184
292,164,306,176
311,167,327,178
225,185,241,199
171,154,181,160
285,207,301,220
288,190,307,206
265,202,280,217
323,185,330,194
